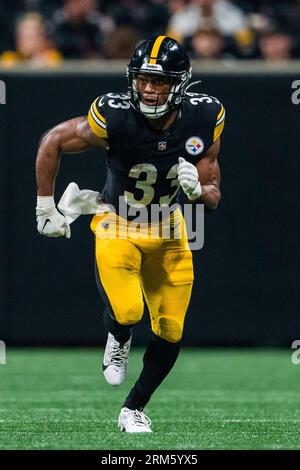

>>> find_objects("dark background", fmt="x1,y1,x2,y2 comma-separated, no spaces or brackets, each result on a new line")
0,70,299,346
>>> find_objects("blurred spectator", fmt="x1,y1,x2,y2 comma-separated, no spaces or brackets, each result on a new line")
259,30,293,61
0,12,62,68
102,26,139,59
254,0,300,58
256,0,300,36
166,0,249,42
190,26,225,59
166,0,203,43
107,0,168,40
50,0,114,58
193,0,248,36
0,1,298,63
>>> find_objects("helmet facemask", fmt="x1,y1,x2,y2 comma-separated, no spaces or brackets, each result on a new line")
127,68,192,119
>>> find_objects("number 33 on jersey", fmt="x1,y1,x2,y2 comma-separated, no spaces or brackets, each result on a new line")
88,92,225,211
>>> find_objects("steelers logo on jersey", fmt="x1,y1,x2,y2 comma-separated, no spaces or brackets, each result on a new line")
185,136,204,156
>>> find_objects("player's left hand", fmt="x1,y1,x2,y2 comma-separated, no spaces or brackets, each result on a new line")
177,157,202,201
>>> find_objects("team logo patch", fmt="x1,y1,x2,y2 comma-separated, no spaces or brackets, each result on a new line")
185,136,204,156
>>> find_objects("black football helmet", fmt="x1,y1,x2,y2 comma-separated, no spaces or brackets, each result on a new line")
126,35,192,119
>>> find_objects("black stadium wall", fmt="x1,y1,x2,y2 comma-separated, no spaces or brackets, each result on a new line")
0,68,299,347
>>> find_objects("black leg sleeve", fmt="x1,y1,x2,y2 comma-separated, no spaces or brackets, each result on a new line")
103,308,132,344
124,334,181,410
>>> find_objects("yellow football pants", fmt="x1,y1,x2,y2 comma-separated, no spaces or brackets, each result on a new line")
91,208,194,343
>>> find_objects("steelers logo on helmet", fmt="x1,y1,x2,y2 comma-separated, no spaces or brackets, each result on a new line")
185,136,205,156
126,35,192,119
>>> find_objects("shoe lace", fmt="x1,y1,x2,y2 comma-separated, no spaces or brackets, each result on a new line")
131,410,151,428
110,341,129,367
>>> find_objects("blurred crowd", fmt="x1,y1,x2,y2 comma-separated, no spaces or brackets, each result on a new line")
1,0,300,67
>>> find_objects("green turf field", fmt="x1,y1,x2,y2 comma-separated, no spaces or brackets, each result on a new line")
0,348,299,450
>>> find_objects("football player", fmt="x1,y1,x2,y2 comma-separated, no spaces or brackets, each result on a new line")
36,35,225,432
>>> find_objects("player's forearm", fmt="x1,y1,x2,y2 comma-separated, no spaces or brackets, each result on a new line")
36,130,62,196
36,117,97,196
198,184,221,211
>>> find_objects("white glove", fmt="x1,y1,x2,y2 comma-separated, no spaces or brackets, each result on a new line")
177,157,202,201
36,196,71,239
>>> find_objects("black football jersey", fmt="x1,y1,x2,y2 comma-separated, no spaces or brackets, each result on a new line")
88,92,225,216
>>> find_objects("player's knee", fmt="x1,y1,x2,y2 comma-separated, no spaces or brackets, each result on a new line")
157,317,183,343
116,301,144,326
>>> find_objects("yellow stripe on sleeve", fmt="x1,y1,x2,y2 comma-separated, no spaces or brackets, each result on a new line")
149,35,166,64
88,109,108,139
92,99,106,124
213,104,225,142
213,120,225,142
217,105,225,122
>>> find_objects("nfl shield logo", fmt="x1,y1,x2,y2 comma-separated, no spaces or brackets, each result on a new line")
158,141,167,151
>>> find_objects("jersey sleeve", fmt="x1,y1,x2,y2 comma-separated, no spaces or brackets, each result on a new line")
200,96,225,146
87,96,108,139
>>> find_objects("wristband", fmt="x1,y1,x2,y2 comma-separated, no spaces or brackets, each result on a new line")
36,195,55,209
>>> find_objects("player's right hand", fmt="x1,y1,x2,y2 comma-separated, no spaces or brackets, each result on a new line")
36,196,71,239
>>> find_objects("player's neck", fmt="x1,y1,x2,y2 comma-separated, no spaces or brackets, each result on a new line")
145,109,180,132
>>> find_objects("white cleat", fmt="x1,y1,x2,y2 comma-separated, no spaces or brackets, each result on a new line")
102,333,132,386
118,407,152,433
